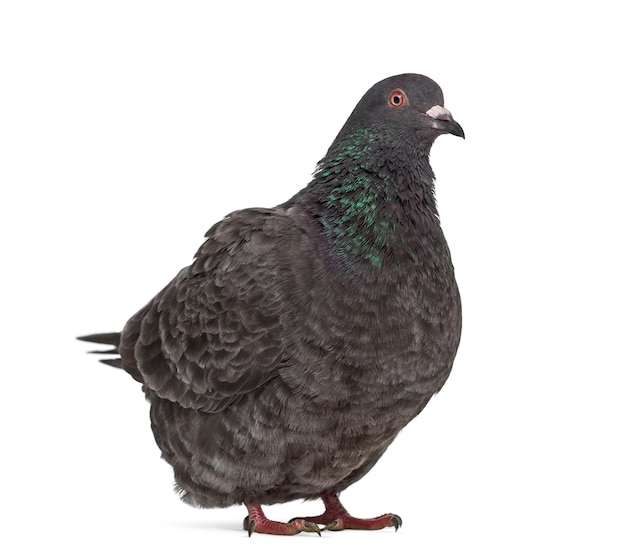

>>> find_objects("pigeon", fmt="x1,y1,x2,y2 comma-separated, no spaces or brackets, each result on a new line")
79,73,464,536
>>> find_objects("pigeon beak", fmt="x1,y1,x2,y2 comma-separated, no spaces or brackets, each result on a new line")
425,105,465,139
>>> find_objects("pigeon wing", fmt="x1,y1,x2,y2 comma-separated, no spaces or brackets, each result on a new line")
118,207,306,413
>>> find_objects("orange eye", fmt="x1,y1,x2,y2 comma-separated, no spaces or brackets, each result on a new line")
388,89,407,108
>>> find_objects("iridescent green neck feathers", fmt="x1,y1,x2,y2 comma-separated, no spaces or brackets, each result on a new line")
310,127,438,270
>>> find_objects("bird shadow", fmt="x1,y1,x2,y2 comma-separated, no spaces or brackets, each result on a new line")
169,519,243,533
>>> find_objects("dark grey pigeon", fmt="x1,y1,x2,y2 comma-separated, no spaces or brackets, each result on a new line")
79,73,463,536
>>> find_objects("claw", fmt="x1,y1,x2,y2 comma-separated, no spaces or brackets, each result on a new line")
243,515,256,537
303,521,322,536
287,518,322,535
323,520,342,532
391,515,402,532
246,518,256,538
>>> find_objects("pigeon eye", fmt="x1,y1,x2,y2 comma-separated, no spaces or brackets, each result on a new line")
388,89,407,108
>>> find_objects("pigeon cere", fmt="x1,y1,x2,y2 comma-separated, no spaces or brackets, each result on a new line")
79,73,464,536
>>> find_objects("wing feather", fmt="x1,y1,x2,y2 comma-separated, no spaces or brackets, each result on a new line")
118,207,307,412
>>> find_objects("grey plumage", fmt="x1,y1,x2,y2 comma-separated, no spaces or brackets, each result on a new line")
79,73,463,532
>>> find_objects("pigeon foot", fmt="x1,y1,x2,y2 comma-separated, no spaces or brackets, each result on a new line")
244,504,321,537
290,491,402,532
323,513,402,531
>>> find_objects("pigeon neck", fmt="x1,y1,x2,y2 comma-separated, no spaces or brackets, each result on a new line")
307,127,441,270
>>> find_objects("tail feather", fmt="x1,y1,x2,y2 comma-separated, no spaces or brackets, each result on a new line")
100,358,123,369
77,332,121,348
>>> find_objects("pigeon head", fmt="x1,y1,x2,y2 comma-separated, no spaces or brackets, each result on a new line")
294,74,463,270
340,73,464,143
313,74,464,189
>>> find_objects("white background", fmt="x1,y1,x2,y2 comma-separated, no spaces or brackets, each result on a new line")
1,1,625,552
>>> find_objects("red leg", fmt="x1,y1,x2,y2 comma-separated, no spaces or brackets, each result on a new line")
244,503,321,537
291,491,402,531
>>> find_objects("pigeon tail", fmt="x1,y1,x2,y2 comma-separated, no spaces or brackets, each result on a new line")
77,332,123,367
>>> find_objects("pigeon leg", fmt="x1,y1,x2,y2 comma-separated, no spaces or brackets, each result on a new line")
244,503,321,537
290,491,402,531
